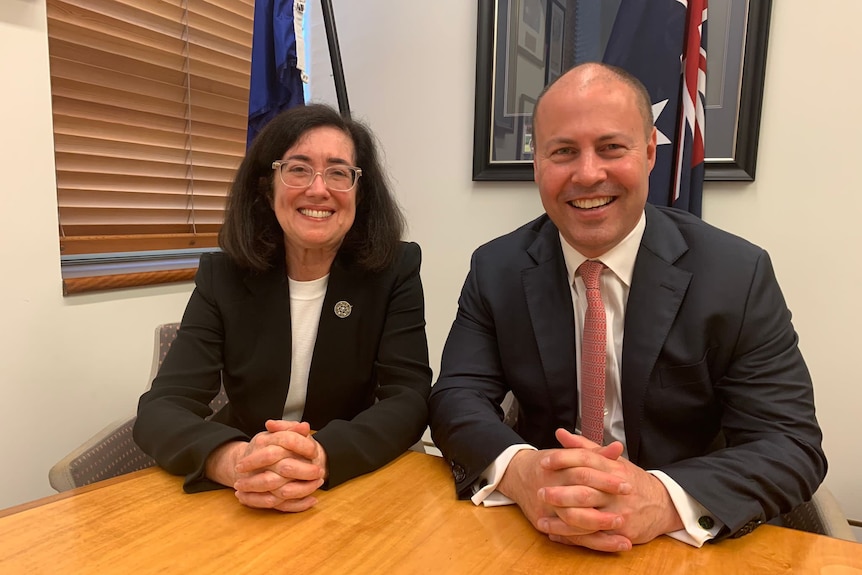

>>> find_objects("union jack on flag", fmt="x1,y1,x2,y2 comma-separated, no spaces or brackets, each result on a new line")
603,0,707,217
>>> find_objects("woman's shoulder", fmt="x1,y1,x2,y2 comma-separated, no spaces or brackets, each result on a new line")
195,251,272,293
397,240,421,263
198,250,242,276
391,241,422,276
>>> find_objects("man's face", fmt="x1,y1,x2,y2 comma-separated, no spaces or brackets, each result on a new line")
532,71,656,258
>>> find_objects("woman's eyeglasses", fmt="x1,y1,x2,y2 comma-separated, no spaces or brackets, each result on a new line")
272,161,362,192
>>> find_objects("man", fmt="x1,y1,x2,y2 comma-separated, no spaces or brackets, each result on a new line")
429,63,826,553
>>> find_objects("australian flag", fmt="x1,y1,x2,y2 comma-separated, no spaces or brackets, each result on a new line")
247,0,306,148
603,0,707,217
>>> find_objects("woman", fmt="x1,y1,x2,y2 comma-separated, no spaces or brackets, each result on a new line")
134,104,431,513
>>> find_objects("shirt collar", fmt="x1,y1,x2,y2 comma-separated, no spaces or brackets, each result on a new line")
560,210,646,288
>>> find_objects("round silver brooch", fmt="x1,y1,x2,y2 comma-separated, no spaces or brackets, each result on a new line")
334,300,352,319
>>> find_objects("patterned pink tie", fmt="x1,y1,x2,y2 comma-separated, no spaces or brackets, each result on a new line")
578,260,606,445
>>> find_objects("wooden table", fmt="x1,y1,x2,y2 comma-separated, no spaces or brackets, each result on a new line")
1,452,860,574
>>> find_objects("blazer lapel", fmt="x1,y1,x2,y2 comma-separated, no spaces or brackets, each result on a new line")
622,204,691,463
240,262,294,418
523,219,579,427
302,257,366,425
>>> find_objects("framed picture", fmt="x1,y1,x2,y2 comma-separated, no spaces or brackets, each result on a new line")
517,0,547,65
545,0,565,84
472,0,773,182
703,0,771,180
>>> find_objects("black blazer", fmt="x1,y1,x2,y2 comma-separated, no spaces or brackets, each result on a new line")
429,204,826,538
134,242,431,491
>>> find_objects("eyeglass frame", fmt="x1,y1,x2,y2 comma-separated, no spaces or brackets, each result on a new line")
271,160,363,192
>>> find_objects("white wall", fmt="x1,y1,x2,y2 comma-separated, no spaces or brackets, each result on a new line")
0,2,193,509
2,0,859,541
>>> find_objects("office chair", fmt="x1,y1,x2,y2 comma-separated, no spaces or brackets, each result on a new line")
780,485,857,542
48,323,227,491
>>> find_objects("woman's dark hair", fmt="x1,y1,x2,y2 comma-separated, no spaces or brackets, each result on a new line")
219,103,405,272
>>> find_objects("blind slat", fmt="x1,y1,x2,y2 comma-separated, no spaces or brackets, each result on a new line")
56,172,230,195
58,190,228,209
54,152,236,181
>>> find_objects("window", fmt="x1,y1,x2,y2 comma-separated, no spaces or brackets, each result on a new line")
47,0,253,294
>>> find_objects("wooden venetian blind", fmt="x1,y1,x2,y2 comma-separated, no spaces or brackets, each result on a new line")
47,0,253,292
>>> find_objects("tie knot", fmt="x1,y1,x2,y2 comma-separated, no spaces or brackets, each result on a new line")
578,260,604,290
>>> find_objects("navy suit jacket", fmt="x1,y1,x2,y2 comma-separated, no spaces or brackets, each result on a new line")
429,204,826,538
134,242,431,491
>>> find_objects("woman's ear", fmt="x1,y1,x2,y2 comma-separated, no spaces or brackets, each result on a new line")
259,176,275,208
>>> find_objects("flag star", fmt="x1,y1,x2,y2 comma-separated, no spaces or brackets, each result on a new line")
652,99,672,147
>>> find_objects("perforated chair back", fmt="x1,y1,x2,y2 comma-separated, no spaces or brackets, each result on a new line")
780,485,857,542
49,323,227,491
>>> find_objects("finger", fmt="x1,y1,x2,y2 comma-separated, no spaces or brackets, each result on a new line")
270,456,325,481
234,469,290,493
235,444,296,473
549,531,633,553
556,428,599,449
274,495,319,513
540,484,611,509
235,489,287,510
596,441,625,460
547,466,632,495
541,448,620,475
538,509,623,536
268,478,324,501
249,425,315,454
555,429,625,460
264,429,319,460
265,419,311,436
236,456,322,490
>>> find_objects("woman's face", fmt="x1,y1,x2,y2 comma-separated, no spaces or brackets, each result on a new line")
272,126,358,259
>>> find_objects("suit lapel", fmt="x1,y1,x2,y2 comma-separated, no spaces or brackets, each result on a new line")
241,262,294,417
622,204,691,463
302,257,366,424
523,219,579,427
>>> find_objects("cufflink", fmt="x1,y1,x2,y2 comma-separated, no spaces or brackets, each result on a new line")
698,515,715,530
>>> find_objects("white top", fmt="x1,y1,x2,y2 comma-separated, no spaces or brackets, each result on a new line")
283,275,328,421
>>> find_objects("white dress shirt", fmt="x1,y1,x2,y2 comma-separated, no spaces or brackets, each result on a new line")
471,211,722,547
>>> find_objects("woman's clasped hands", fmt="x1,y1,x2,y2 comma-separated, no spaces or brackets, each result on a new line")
207,420,328,512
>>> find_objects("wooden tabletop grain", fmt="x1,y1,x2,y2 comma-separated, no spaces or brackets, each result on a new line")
1,451,859,574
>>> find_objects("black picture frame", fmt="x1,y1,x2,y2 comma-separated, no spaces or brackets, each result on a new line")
472,0,773,182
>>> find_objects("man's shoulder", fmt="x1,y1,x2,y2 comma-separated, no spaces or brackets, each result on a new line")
472,213,555,260
650,205,763,255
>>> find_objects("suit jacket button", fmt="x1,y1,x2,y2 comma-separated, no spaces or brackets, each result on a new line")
698,515,715,530
452,463,466,483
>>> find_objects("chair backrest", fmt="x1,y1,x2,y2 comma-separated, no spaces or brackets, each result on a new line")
48,323,227,491
781,485,857,542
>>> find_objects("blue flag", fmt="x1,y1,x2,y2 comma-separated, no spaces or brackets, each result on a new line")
247,0,306,148
603,0,707,217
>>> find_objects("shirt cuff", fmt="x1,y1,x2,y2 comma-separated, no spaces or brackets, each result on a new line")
470,444,537,507
648,469,723,547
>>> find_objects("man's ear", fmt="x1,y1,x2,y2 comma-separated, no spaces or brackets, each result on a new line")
646,127,657,173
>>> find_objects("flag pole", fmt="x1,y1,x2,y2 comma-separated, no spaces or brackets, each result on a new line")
319,0,351,119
